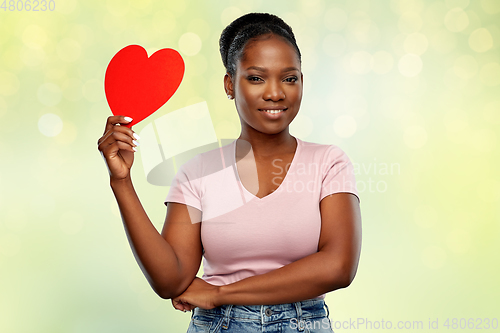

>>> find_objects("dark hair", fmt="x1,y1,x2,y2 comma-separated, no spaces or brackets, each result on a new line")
219,13,301,77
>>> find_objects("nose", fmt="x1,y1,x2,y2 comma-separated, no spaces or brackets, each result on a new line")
263,80,285,101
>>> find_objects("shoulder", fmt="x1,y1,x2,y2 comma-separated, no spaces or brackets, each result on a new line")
297,138,353,164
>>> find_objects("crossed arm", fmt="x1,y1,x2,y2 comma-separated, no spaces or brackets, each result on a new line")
171,192,362,311
110,176,360,311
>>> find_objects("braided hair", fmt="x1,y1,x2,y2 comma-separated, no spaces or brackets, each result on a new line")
219,13,301,77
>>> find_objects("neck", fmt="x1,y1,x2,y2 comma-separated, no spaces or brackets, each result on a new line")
237,130,296,158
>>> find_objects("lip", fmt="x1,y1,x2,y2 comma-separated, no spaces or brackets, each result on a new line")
258,107,287,120
258,107,288,111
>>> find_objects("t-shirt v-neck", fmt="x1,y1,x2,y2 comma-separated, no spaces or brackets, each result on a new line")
232,137,301,204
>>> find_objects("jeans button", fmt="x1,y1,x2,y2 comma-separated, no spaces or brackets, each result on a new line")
265,308,273,316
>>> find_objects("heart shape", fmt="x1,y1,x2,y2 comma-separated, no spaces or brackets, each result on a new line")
104,45,185,128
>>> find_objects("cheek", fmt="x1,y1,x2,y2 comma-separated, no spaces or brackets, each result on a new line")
236,84,259,103
286,86,302,100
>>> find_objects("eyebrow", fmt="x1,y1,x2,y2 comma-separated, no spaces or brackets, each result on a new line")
246,66,300,73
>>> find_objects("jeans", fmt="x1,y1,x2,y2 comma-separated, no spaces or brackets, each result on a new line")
186,298,334,332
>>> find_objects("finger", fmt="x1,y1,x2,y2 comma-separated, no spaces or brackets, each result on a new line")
101,139,137,157
103,115,133,136
98,131,136,154
98,124,139,148
181,302,192,312
177,300,190,312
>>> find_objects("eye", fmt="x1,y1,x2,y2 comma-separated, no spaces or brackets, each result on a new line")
284,76,298,83
248,76,263,82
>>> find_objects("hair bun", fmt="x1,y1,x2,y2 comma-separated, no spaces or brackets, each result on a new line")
219,13,301,76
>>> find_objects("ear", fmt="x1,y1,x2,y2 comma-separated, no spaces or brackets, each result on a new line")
224,73,234,98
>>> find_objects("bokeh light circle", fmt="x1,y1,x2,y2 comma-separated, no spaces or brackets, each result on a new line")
178,32,202,56
333,115,357,138
22,25,47,49
38,113,63,137
21,46,45,67
430,29,457,54
444,8,469,32
453,55,478,79
220,7,243,26
403,33,428,55
468,28,493,53
480,0,500,14
398,54,423,77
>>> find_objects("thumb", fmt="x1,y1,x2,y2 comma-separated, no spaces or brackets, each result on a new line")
172,298,183,311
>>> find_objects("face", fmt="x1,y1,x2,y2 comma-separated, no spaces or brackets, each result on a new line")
224,34,303,138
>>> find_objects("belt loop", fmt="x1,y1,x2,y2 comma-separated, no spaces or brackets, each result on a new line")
324,301,330,318
293,301,305,332
222,304,233,330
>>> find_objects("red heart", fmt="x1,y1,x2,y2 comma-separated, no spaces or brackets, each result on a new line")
104,45,184,128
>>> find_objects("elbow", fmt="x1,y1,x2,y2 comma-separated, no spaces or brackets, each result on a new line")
154,287,173,300
341,272,355,288
156,291,175,300
150,279,184,300
153,284,181,300
334,272,353,290
326,262,358,290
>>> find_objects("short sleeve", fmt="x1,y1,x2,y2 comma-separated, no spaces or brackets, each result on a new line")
164,155,202,211
320,145,359,203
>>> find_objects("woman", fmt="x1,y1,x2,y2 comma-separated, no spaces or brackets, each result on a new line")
98,12,361,333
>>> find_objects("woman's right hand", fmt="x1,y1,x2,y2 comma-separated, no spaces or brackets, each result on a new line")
97,115,139,182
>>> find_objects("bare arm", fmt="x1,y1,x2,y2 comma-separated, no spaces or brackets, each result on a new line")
110,177,202,299
98,115,202,299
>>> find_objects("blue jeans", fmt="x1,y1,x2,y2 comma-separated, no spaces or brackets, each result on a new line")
186,298,334,332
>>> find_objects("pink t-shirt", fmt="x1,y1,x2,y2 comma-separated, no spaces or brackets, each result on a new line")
164,137,359,300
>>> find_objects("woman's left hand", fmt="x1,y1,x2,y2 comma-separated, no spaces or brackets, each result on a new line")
172,277,221,311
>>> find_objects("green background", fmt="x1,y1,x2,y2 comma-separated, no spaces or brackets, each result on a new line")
1,0,499,332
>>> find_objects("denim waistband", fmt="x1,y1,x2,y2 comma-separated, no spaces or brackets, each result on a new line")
192,298,329,325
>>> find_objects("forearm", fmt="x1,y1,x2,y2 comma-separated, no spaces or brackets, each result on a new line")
110,176,183,298
217,250,353,306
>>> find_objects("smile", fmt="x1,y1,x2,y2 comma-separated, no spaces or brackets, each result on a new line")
258,108,287,114
258,108,287,119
